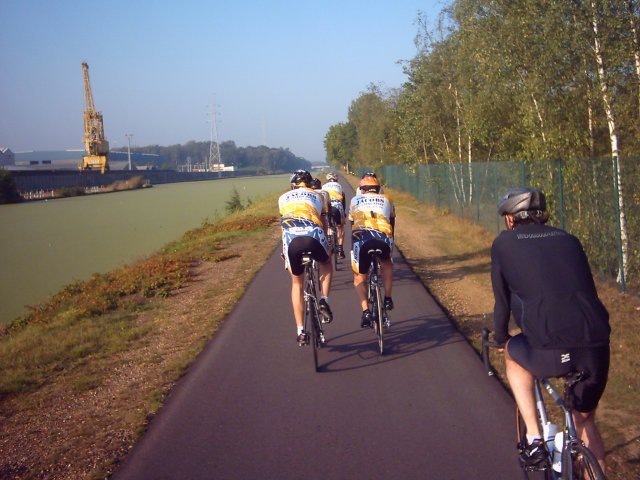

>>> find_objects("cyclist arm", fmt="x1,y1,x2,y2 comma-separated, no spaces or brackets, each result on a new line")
322,195,329,233
390,202,396,236
490,246,511,346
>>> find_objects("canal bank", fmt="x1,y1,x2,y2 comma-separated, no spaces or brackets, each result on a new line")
0,175,288,323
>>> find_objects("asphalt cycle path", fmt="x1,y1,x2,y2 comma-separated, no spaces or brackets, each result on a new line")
113,180,524,480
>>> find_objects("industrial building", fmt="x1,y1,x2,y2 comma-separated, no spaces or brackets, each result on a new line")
0,147,15,167
0,150,163,171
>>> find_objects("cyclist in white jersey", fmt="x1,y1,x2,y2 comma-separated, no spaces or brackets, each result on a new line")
349,175,395,328
311,177,331,228
279,170,333,345
322,172,346,259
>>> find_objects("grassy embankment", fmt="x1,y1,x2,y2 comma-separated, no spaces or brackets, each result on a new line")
0,192,282,479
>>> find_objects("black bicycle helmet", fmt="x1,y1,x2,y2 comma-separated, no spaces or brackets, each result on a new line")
290,169,312,187
498,188,546,216
311,178,322,189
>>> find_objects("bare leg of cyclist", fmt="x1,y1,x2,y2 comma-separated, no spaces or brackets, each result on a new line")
318,260,333,297
337,225,344,248
504,344,541,438
380,258,393,297
573,410,606,473
290,272,305,329
354,273,368,311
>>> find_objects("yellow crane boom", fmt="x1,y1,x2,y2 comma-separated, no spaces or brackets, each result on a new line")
81,62,109,173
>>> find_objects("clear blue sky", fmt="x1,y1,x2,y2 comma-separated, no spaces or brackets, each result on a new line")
0,0,444,163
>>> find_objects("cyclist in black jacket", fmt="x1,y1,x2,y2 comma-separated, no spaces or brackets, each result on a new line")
491,187,610,473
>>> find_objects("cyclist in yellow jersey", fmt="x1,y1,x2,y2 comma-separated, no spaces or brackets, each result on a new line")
279,170,333,345
311,177,331,231
349,175,395,328
322,172,346,259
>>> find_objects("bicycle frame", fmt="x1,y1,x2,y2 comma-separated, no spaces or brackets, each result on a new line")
481,329,605,480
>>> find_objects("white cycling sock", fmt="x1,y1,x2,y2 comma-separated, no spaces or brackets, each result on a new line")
526,434,542,444
321,296,329,304
297,326,304,335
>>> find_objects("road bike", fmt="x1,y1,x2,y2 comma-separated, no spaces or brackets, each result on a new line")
326,215,339,270
481,329,606,480
367,249,389,355
302,253,326,372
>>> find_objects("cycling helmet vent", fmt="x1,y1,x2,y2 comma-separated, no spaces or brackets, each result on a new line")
290,169,312,187
359,176,380,188
498,188,546,216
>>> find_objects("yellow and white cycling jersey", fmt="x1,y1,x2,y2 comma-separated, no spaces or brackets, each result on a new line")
314,188,331,216
279,187,327,228
323,181,345,218
348,192,395,238
279,187,329,268
322,181,344,203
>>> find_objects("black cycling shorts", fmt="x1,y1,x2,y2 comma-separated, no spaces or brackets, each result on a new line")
356,239,391,274
507,334,609,412
329,206,343,226
287,236,329,276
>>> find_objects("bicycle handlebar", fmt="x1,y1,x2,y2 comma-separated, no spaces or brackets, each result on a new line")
481,328,495,377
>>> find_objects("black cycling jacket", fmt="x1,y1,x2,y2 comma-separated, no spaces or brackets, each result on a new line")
491,223,610,349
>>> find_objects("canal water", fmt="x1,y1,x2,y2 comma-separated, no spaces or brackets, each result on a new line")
0,175,288,324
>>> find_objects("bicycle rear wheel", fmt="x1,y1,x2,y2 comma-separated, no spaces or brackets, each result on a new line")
304,267,321,372
310,302,321,372
329,226,338,270
374,283,384,355
561,442,605,480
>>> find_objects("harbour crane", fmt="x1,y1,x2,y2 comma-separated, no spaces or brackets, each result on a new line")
81,62,110,173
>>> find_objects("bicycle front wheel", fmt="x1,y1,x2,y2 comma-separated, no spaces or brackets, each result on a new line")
561,442,605,480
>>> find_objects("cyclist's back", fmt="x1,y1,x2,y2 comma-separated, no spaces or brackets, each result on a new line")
322,173,346,258
491,187,610,473
279,170,334,345
349,175,395,327
492,222,609,349
322,180,345,209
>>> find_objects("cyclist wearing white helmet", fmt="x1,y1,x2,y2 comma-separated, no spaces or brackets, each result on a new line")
491,187,610,473
322,172,346,259
279,170,334,345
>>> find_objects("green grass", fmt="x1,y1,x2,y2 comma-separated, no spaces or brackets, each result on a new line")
0,192,281,398
0,174,289,323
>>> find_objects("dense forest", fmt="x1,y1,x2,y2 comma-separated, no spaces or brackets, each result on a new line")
113,140,311,173
324,0,640,288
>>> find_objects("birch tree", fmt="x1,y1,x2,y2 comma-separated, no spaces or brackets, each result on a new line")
585,0,630,283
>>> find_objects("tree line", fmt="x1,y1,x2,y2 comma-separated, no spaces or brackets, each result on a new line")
324,0,640,287
114,140,311,173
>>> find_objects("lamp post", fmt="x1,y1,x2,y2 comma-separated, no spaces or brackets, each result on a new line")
125,133,133,170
